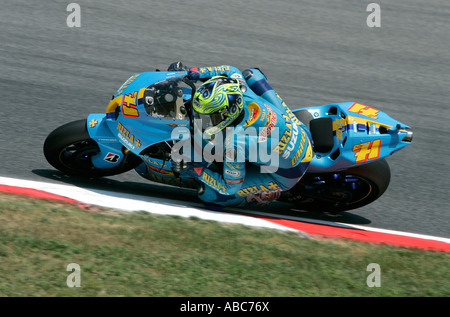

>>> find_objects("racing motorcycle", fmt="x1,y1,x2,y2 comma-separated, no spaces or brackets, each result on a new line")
43,70,413,212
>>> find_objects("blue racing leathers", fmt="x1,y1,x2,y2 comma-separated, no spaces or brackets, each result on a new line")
186,65,313,207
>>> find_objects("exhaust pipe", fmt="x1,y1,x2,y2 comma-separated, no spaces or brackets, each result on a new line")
403,129,413,143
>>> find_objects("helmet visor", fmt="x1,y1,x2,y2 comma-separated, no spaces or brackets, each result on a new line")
194,108,227,133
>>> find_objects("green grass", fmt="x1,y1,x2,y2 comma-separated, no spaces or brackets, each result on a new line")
0,192,448,297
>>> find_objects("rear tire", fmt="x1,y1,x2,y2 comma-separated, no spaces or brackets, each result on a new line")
281,159,391,212
43,119,141,177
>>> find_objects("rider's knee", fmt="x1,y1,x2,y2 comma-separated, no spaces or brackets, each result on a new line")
243,68,273,96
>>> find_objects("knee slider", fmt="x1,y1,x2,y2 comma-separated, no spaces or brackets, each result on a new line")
243,68,272,96
243,67,267,80
243,68,254,80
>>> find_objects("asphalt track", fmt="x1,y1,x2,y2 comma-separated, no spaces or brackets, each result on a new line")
0,1,449,238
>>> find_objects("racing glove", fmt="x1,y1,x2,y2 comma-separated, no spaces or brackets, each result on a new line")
187,68,200,81
167,62,200,81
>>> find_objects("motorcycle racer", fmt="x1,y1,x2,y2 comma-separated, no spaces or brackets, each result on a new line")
168,62,314,207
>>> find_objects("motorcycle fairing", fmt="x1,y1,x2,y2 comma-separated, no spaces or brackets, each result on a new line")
293,102,412,172
87,113,125,169
87,71,192,170
87,70,412,177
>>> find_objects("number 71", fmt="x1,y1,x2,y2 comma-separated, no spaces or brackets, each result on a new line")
353,140,382,163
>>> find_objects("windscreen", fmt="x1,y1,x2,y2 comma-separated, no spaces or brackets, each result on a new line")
143,76,190,120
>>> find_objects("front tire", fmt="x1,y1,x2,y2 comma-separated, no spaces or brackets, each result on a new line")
281,159,391,212
43,119,141,177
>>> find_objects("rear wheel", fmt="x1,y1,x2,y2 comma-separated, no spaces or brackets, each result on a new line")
43,119,141,177
281,159,391,212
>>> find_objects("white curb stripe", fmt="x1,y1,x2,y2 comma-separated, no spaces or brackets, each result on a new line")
0,176,296,232
1,176,449,244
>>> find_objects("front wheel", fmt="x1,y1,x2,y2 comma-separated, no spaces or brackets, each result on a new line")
281,159,391,212
43,119,141,177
